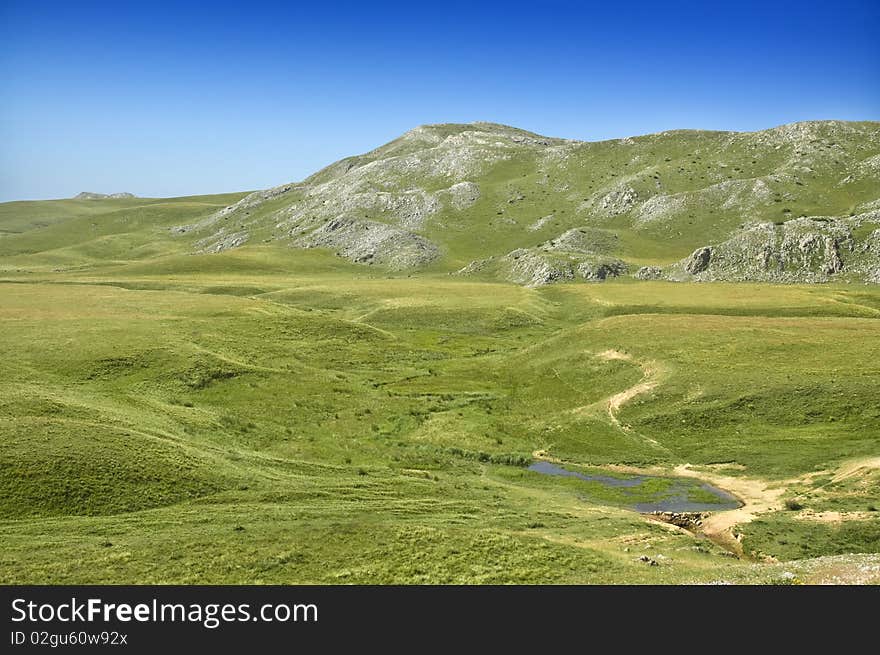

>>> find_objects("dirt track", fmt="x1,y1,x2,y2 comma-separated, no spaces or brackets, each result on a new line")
659,456,880,557
669,464,785,556
594,350,663,431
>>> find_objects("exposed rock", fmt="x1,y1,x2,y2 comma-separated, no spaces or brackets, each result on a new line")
459,249,626,287
686,246,714,274
850,226,880,283
634,176,792,228
528,215,556,231
577,260,628,280
175,182,298,234
856,153,880,176
649,511,709,530
664,212,880,283
504,249,576,286
173,123,572,275
634,193,686,225
293,216,439,270
455,256,494,276
859,228,880,256
857,198,880,213
455,225,627,286
598,186,639,216
719,178,774,210
442,181,480,210
635,266,663,280
74,191,136,200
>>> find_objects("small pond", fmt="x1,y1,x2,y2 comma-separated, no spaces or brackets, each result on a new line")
527,460,742,513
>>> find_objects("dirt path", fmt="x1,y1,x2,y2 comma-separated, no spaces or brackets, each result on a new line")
670,464,786,556
570,350,663,428
644,456,880,557
830,456,880,484
596,350,662,431
598,461,785,557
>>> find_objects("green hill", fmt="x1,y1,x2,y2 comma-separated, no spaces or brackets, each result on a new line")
173,120,880,285
3,121,879,284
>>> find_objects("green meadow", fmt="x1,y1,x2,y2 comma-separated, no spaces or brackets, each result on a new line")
0,192,878,584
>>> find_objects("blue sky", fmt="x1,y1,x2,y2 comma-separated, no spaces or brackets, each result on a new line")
1,0,878,201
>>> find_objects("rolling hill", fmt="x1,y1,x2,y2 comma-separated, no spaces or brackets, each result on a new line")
1,121,879,585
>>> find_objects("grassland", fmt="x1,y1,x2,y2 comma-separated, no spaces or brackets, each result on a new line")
0,191,878,583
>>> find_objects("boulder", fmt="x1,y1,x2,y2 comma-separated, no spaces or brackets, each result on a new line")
685,247,714,274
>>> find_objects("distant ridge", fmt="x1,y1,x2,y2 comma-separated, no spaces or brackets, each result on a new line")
74,191,136,200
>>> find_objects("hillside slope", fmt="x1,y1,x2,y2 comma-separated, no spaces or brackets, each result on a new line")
173,120,880,285
2,121,878,285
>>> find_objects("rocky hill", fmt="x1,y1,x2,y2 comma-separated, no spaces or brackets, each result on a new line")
74,191,136,200
174,120,880,285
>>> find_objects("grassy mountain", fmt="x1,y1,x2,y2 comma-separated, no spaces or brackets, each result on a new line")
3,120,878,285
169,120,880,285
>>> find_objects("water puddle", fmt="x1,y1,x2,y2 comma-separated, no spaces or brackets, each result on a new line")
527,460,741,513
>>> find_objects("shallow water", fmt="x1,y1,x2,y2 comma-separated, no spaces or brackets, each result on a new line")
527,460,741,513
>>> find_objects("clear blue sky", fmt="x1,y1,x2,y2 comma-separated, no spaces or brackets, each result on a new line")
1,0,878,201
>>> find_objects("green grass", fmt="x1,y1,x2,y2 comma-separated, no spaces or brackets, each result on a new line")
1,175,879,583
742,513,880,561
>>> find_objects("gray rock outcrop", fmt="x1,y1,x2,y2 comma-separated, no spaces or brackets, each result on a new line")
662,212,880,283
74,191,136,200
686,247,714,274
635,266,663,280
